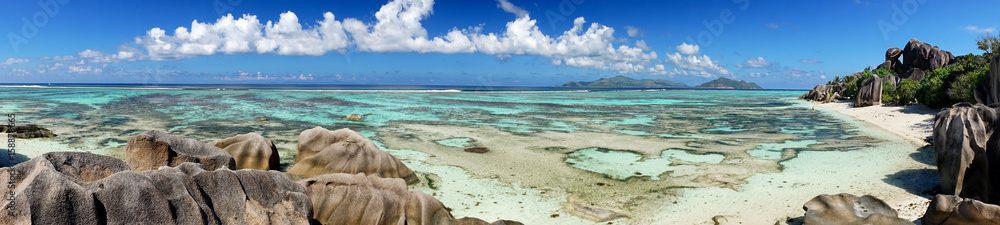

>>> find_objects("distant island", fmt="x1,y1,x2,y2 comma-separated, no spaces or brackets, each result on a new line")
560,76,761,89
695,77,763,89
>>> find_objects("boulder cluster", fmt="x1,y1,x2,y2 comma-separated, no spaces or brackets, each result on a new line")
880,39,956,79
1,127,520,224
801,38,957,107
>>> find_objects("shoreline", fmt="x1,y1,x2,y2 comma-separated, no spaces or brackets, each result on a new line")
810,100,939,222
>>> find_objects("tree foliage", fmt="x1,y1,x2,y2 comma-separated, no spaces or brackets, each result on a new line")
978,33,1000,59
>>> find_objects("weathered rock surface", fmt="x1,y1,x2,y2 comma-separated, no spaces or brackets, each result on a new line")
922,194,1000,225
801,84,838,103
855,76,883,107
801,193,913,225
1,152,312,224
933,103,997,202
288,127,417,184
298,173,408,225
879,47,903,73
975,55,1000,106
902,38,956,72
884,74,901,87
0,124,57,138
0,152,127,224
903,68,927,81
125,130,236,171
209,133,280,170
298,173,520,225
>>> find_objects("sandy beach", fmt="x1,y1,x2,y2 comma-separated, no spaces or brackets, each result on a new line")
812,100,937,146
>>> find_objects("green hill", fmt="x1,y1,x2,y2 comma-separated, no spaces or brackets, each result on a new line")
559,76,689,88
695,77,762,89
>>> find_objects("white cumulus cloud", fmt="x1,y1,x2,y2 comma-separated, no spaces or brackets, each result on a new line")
676,43,699,55
68,65,103,74
2,58,29,66
496,0,528,19
624,26,643,37
966,25,997,34
137,11,350,60
742,57,772,68
343,0,474,53
664,53,729,75
635,40,650,51
39,0,733,78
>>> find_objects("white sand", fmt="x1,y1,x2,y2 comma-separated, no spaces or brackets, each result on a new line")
812,100,936,146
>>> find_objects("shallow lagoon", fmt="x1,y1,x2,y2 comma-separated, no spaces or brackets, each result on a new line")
0,86,911,224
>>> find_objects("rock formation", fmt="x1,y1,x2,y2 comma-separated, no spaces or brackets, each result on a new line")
922,194,1000,225
974,55,1000,106
288,127,418,184
298,173,520,225
933,103,996,202
855,76,883,107
0,124,57,138
878,47,904,74
901,38,956,72
125,130,236,171
800,84,838,103
209,133,280,170
0,151,313,224
339,114,365,121
801,193,913,225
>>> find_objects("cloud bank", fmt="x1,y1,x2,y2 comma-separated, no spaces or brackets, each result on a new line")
24,0,732,78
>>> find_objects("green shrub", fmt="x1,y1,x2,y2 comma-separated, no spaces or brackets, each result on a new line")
873,68,895,78
882,81,896,103
917,70,949,108
893,79,919,105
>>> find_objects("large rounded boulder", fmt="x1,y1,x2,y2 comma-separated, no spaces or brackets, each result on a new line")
801,193,913,225
921,194,1000,225
800,84,837,103
125,130,236,171
933,103,997,202
297,173,520,225
209,133,280,170
288,127,417,184
855,76,883,107
0,152,128,224
1,152,313,224
298,173,409,225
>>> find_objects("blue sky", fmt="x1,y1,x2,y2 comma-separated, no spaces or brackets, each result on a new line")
1,0,998,89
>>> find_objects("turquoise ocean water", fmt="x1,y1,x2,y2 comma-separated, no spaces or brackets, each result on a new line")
0,84,899,223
